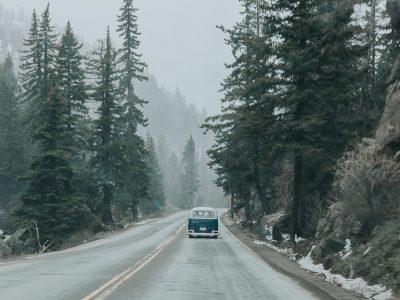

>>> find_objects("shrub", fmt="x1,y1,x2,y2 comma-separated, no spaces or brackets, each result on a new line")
333,139,400,232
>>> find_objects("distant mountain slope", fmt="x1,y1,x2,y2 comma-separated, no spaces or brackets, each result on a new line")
137,74,210,155
0,4,27,61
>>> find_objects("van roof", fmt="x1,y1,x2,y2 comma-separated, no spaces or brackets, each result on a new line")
191,207,215,211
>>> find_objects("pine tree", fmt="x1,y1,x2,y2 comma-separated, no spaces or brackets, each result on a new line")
0,54,26,211
88,28,122,225
179,136,199,209
20,5,58,133
275,0,363,236
116,0,151,219
20,10,42,128
56,21,88,155
156,134,170,176
204,0,280,218
19,85,73,245
38,4,57,100
145,135,165,212
165,152,182,208
357,0,388,136
117,0,147,131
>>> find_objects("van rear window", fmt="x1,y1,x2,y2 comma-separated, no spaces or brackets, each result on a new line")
193,210,214,219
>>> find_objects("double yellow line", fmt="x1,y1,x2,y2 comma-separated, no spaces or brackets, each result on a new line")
82,223,186,300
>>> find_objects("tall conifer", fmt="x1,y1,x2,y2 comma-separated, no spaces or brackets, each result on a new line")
88,28,121,225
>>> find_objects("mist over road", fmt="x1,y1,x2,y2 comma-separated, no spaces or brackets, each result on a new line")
0,212,319,300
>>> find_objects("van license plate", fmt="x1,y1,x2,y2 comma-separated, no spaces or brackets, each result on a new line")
200,227,206,231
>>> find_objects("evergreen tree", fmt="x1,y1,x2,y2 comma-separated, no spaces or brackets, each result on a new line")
38,4,57,100
275,0,362,236
88,28,122,225
145,135,165,212
56,21,88,154
165,151,182,208
20,5,57,133
116,0,150,220
117,133,149,221
20,10,42,129
117,0,147,133
357,0,388,136
179,136,199,209
0,55,26,211
204,0,281,218
156,134,170,177
19,85,73,245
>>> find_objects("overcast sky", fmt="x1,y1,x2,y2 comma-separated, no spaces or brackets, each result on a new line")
0,0,241,114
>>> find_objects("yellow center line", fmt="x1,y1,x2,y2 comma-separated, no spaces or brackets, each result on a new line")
82,223,186,300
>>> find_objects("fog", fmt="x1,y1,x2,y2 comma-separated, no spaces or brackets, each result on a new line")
0,0,240,113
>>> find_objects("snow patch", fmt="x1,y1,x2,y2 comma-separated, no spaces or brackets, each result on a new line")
254,240,267,246
264,224,274,241
298,247,393,299
295,235,306,243
363,246,371,255
282,233,291,242
340,239,352,259
253,240,293,255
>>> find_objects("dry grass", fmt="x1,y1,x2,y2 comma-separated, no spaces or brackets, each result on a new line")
333,139,400,229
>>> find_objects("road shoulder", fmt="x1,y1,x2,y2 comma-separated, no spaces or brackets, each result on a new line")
221,213,362,300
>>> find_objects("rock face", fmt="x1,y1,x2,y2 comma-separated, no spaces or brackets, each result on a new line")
375,76,400,154
376,0,400,155
308,4,400,294
311,202,365,272
387,0,400,31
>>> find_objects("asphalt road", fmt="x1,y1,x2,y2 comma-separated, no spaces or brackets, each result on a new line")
0,212,320,300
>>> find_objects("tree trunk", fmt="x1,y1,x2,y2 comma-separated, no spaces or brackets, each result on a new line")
292,2,306,238
244,196,252,221
101,183,114,225
229,192,235,218
292,152,303,238
251,137,269,215
131,197,138,222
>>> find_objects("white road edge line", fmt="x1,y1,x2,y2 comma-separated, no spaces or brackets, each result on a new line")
82,223,186,300
220,220,272,266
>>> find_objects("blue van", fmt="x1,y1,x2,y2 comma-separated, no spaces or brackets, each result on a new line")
187,207,219,238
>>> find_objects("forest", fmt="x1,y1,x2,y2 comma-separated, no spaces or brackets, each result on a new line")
205,0,396,237
0,0,399,297
204,0,400,294
0,0,222,251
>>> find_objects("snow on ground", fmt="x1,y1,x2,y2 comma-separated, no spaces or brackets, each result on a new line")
298,247,393,300
254,232,392,299
295,235,306,243
340,239,352,259
264,224,274,241
254,240,294,256
282,233,291,242
0,229,10,242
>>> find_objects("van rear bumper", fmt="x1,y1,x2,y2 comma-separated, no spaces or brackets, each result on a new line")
187,230,219,237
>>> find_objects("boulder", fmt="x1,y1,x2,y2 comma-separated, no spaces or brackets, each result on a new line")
321,238,346,257
316,202,345,239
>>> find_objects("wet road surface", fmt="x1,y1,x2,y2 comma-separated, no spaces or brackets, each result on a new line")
0,212,319,300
